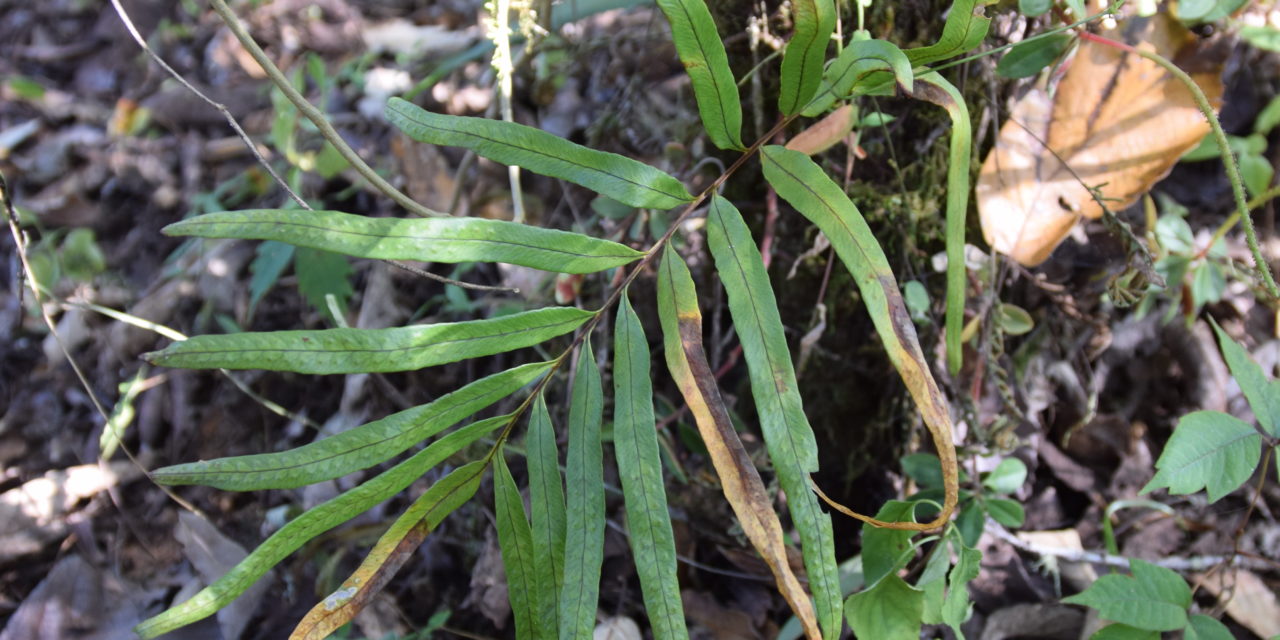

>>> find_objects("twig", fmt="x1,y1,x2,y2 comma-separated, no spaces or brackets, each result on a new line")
490,0,527,223
987,521,1274,573
107,0,307,210
207,0,446,219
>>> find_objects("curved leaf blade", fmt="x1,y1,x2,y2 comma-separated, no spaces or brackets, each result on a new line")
289,460,486,640
778,0,835,115
656,0,743,150
761,145,957,530
903,0,991,67
387,98,693,210
135,415,510,639
802,39,913,117
527,396,566,636
704,196,840,637
152,362,549,490
614,291,689,639
656,249,821,639
494,451,540,639
147,307,593,374
1140,410,1262,503
164,209,644,274
1062,559,1190,631
903,73,971,376
845,574,924,640
559,342,605,640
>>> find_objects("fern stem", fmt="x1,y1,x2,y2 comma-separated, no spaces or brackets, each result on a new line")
208,0,446,219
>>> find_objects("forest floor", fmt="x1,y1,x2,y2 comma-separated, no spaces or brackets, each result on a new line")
0,0,1278,638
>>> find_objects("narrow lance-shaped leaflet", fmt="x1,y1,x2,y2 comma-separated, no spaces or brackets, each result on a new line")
705,196,841,638
656,249,822,640
147,307,593,374
903,0,990,67
761,146,958,530
134,414,514,638
151,362,550,491
654,0,743,150
526,395,566,637
777,0,835,115
388,98,694,210
493,450,540,639
164,209,644,275
614,290,689,640
289,460,488,640
801,38,914,117
559,341,605,640
902,73,971,376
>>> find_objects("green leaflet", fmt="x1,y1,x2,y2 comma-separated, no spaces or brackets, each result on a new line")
559,342,605,640
704,196,840,638
387,98,694,210
147,307,593,374
802,39,914,117
655,0,743,150
291,459,487,640
904,73,970,376
761,145,958,530
903,0,990,67
778,0,835,115
614,291,688,640
134,414,510,638
152,362,549,490
164,209,644,275
495,450,540,639
527,396,566,637
845,574,924,640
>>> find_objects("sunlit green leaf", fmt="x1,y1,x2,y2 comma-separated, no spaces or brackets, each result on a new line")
1063,559,1190,631
983,458,1027,494
778,0,835,115
986,498,1024,528
152,363,547,490
655,0,743,150
560,342,605,639
802,38,912,116
904,0,990,67
165,209,644,274
147,307,592,374
614,292,688,639
387,98,693,209
1141,410,1261,502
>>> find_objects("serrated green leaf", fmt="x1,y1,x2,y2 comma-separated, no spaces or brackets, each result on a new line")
996,33,1072,78
1186,614,1234,640
495,451,539,639
560,342,605,640
778,0,835,115
526,396,565,637
614,292,688,640
134,415,509,638
1063,559,1190,631
1090,623,1160,640
1141,410,1261,502
986,498,1025,528
147,307,592,374
704,196,840,637
151,363,548,490
655,0,742,150
903,73,970,376
1212,319,1280,437
249,240,294,315
983,458,1027,494
862,500,918,587
942,541,981,637
165,209,643,275
845,574,924,640
802,38,913,116
295,247,353,318
904,0,990,67
386,98,693,209
291,460,485,640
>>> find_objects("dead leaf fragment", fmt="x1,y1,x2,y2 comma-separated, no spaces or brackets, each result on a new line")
1196,568,1280,639
977,15,1224,265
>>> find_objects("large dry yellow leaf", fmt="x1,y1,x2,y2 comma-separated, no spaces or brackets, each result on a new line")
977,15,1223,266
